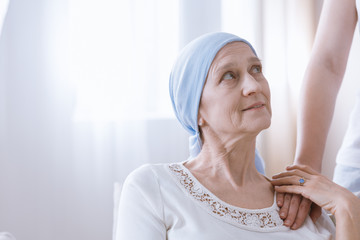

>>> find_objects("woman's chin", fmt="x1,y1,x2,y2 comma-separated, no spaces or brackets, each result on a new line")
245,118,271,134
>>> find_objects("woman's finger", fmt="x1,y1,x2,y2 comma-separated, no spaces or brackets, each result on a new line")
283,194,301,227
291,197,312,229
276,191,285,207
279,193,292,220
309,204,322,223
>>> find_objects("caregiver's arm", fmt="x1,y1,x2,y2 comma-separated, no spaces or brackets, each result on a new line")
278,0,358,229
272,165,360,240
295,0,357,170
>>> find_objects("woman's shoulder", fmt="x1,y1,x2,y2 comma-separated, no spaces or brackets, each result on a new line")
123,162,175,189
120,162,179,215
311,209,336,237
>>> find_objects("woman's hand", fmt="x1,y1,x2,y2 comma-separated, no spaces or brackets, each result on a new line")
271,165,356,216
275,192,321,229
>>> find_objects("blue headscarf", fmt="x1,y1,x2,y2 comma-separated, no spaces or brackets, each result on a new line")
169,32,265,174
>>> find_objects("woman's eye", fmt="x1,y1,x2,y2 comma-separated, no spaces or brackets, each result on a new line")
252,66,262,73
222,72,235,80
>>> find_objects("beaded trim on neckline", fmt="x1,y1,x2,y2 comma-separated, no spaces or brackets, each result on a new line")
168,163,286,232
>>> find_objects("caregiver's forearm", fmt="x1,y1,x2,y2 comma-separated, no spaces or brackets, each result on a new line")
294,62,342,172
334,195,360,240
294,0,356,172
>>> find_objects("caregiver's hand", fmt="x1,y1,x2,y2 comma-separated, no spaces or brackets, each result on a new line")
271,165,358,216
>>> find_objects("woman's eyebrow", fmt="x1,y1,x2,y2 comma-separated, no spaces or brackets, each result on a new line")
214,62,237,75
248,56,262,63
213,56,262,75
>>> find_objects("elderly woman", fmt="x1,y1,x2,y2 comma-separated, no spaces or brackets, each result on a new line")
116,32,359,239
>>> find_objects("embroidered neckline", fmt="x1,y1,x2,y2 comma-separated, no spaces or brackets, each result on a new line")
168,162,286,232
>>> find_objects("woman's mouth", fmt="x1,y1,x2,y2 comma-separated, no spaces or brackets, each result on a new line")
242,103,265,111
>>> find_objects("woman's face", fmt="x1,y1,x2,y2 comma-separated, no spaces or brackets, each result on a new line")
199,42,271,139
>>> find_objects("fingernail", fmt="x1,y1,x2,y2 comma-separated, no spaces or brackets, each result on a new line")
280,212,285,218
292,223,298,229
284,220,291,226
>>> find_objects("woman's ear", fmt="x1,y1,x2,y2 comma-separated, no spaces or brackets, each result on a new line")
197,116,205,144
198,117,204,127
197,105,206,127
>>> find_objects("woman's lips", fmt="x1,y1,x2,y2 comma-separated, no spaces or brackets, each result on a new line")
242,102,265,111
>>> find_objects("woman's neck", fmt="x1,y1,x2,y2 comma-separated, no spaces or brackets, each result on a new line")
184,138,274,209
185,138,265,189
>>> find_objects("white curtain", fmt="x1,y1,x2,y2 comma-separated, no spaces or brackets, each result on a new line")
0,0,320,239
0,0,188,239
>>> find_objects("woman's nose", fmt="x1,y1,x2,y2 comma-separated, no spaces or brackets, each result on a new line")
241,74,261,96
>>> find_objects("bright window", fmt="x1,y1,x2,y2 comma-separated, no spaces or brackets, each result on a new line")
69,0,180,122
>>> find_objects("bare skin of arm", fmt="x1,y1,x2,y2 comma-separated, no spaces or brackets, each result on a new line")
295,0,357,170
277,0,358,230
273,165,360,240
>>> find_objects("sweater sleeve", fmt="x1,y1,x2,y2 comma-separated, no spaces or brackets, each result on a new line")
115,164,166,240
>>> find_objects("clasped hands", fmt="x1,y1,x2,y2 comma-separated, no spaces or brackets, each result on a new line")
271,165,326,230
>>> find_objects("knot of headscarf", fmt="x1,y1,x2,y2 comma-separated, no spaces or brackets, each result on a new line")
169,32,265,173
